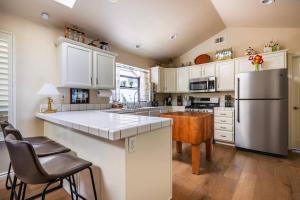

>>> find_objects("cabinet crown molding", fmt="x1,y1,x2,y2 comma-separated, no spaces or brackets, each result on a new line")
56,36,118,57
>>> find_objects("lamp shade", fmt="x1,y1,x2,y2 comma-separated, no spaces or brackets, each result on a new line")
37,83,60,96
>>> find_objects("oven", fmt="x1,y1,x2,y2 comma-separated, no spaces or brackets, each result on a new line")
189,77,216,92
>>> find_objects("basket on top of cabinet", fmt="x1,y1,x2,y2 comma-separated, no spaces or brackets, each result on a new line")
214,107,235,143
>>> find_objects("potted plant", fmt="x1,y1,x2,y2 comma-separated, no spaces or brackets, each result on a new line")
249,54,264,71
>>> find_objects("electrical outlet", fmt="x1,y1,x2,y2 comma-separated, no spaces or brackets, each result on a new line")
128,136,137,153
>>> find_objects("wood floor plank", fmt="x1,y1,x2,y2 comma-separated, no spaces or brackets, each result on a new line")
232,172,257,200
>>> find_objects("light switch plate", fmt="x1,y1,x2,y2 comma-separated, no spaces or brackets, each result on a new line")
128,136,137,153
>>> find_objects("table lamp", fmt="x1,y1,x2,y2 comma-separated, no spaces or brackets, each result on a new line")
37,83,60,113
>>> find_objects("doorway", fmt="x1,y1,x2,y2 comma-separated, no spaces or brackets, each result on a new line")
289,55,300,150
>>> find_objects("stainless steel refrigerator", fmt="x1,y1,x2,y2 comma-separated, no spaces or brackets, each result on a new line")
235,69,288,156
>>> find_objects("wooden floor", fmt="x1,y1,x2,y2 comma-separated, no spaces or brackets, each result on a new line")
1,143,300,200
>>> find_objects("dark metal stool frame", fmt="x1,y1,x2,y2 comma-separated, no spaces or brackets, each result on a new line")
5,128,98,200
10,168,97,200
0,121,70,191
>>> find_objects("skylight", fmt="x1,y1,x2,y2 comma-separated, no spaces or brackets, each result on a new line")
54,0,77,8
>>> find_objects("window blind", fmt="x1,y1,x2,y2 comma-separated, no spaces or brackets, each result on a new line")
0,33,10,124
112,64,150,103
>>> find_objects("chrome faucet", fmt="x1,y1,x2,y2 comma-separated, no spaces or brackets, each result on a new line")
133,91,139,108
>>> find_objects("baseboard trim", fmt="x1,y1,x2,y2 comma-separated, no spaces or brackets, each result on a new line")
0,172,8,181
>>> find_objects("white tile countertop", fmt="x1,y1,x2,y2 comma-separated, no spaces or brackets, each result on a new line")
36,111,172,141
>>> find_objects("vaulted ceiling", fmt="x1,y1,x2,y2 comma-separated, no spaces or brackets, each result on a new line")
0,0,299,61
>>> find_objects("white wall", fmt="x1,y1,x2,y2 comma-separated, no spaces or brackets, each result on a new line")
0,12,156,138
174,27,300,66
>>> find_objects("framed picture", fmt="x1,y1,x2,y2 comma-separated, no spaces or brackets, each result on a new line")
70,88,89,104
215,48,233,60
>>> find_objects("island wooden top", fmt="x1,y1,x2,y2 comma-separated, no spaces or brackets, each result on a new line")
160,112,213,118
160,112,214,145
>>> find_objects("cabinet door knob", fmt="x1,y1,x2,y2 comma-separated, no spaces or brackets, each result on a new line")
294,106,299,110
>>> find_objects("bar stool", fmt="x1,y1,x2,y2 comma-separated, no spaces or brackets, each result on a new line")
0,121,70,190
4,128,98,200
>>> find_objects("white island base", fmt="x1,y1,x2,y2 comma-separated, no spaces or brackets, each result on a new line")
43,121,172,200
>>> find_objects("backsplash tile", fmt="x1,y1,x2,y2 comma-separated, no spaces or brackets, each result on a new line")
39,103,112,113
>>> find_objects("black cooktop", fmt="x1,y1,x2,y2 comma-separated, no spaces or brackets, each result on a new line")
185,103,219,109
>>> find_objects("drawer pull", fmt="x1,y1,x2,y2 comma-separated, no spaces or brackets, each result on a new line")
220,135,226,138
220,113,226,116
221,120,226,122
220,126,226,129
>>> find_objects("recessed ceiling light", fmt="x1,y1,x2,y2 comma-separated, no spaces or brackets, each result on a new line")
53,0,77,8
41,12,49,20
170,33,178,40
260,0,275,5
108,0,119,3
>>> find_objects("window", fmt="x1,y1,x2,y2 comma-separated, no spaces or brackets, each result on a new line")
0,31,14,138
112,63,150,103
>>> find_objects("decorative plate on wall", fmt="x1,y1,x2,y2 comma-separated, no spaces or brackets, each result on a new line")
194,54,210,64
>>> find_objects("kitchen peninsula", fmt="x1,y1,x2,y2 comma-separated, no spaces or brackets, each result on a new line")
36,110,172,200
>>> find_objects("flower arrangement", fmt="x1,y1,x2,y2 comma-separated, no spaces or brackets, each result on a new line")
249,54,264,71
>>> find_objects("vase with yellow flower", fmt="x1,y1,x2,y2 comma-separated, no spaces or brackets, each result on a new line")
249,54,264,71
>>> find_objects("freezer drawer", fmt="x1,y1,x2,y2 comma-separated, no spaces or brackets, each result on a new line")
235,99,288,155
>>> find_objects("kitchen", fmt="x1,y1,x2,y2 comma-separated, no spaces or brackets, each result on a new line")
0,0,300,200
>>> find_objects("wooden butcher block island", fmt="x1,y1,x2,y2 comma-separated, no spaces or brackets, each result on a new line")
160,112,214,174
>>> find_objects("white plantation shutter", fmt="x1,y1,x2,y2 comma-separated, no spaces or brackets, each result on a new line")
0,32,11,130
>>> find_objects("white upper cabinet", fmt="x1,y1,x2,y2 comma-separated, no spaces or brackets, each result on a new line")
235,57,255,74
93,51,116,89
164,68,177,93
59,42,93,88
216,60,235,91
176,67,189,92
261,50,287,70
189,63,215,79
151,66,165,93
189,65,202,79
202,63,216,77
57,37,117,89
235,50,287,74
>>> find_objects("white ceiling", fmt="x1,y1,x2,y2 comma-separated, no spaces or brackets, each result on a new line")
211,0,300,27
1,0,300,60
0,0,225,60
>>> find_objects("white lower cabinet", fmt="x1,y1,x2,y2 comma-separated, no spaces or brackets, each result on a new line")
214,108,235,143
215,130,233,142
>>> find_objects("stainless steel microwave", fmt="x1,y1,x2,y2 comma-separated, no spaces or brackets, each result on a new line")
189,77,216,92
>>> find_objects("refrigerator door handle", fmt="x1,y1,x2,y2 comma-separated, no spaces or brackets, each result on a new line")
237,78,240,123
